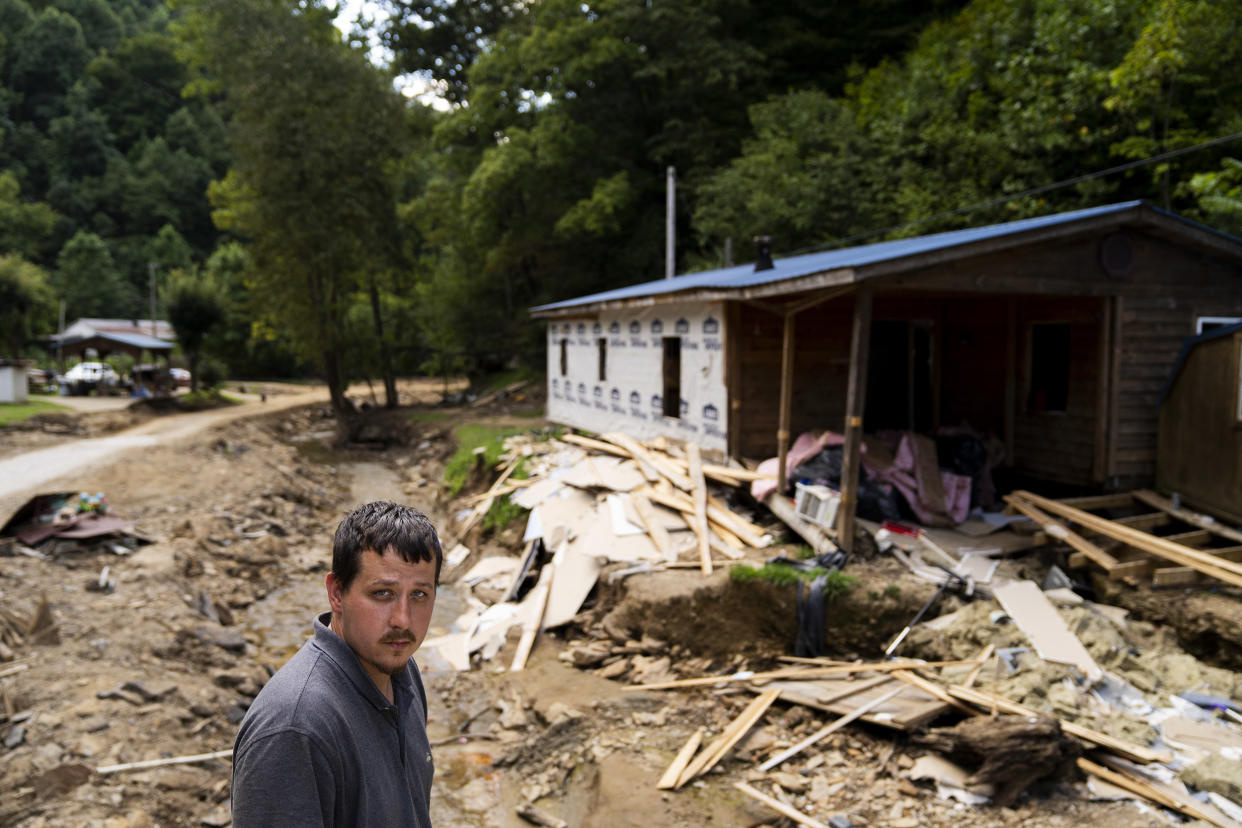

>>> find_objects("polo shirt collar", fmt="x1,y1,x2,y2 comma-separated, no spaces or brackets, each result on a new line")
311,611,415,711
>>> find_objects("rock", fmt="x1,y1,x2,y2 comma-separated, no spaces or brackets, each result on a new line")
631,710,667,727
200,805,231,826
193,626,247,654
5,723,26,748
121,681,178,703
627,655,674,686
897,778,921,797
32,763,92,798
498,696,529,730
544,702,584,727
595,659,630,679
770,770,811,793
1182,752,1242,803
564,644,611,668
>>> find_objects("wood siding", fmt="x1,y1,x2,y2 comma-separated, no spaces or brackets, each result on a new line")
1156,333,1242,524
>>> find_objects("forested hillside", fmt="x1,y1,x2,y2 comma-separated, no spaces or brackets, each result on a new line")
5,0,1241,406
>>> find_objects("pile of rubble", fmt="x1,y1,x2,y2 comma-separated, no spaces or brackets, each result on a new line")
431,430,1242,827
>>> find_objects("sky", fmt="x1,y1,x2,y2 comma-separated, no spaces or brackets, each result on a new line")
333,0,453,110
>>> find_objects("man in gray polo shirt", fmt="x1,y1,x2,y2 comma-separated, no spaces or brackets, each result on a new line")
231,501,440,827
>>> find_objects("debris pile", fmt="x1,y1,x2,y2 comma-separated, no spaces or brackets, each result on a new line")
425,431,778,672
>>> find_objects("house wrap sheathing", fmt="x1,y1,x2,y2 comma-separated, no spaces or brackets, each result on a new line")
545,301,728,452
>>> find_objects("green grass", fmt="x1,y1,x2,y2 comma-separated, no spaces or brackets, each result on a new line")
730,564,859,599
179,389,243,409
0,399,69,425
482,494,529,533
443,424,530,496
476,366,541,394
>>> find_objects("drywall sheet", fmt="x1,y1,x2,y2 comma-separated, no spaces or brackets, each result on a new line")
545,302,728,452
994,580,1102,681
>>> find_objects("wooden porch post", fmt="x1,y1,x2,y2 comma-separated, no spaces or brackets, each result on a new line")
1004,296,1017,464
837,285,873,555
776,312,796,495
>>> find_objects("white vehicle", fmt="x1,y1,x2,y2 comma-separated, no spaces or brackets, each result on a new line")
62,362,120,386
169,367,191,387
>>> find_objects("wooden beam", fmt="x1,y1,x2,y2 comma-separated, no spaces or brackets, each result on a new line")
1078,757,1233,828
1094,296,1112,481
1003,495,1119,571
1112,512,1171,531
657,729,704,790
1132,490,1242,545
1014,491,1242,588
675,689,780,788
1054,493,1135,511
758,687,905,771
1004,296,1017,465
1163,529,1213,548
837,285,873,555
1107,296,1123,477
631,492,675,563
733,782,830,828
687,443,712,575
776,311,796,496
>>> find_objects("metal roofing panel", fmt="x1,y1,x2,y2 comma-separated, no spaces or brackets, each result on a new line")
59,331,175,350
531,201,1147,313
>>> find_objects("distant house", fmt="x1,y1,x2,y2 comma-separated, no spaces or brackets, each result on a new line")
531,201,1242,501
1158,321,1242,524
49,318,176,362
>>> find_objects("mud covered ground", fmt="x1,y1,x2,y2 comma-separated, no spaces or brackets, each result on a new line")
1,385,1240,827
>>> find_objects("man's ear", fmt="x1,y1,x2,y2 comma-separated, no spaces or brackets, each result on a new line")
326,572,344,614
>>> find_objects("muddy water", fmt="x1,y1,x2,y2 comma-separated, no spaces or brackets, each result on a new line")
245,459,489,826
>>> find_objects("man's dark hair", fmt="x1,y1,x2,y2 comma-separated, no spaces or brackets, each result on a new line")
332,501,442,589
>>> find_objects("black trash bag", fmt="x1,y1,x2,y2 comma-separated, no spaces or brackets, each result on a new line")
856,477,903,523
791,446,845,487
768,551,848,658
936,433,989,477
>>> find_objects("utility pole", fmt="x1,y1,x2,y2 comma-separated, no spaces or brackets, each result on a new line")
148,262,158,338
665,166,675,279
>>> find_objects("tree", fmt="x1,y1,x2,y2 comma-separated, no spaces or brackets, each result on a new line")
175,0,407,415
0,253,54,357
165,269,223,392
0,170,57,260
53,229,137,318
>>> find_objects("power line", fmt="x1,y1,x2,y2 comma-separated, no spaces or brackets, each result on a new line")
786,130,1242,257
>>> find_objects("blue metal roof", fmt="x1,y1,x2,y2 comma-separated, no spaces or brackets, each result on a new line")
58,330,175,350
533,201,1159,313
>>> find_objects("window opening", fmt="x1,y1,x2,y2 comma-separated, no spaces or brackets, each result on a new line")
598,338,607,382
559,339,567,377
662,337,681,419
1028,322,1070,413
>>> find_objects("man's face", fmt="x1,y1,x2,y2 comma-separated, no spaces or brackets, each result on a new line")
326,548,437,693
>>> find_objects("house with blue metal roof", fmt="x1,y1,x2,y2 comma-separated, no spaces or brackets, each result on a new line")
532,201,1242,548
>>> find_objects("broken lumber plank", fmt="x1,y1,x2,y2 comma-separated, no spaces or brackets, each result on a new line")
625,659,978,691
1163,529,1214,547
510,565,553,671
461,478,535,504
758,686,905,771
602,432,692,490
1055,493,1136,510
642,486,766,548
559,432,627,456
687,443,712,575
657,728,704,789
891,670,977,716
706,493,768,545
1133,490,1242,545
733,782,830,828
676,689,780,788
97,748,233,774
1112,512,1171,531
1014,491,1242,588
660,454,775,483
962,643,995,688
1151,566,1214,588
631,492,675,563
763,492,838,557
1004,495,1120,571
1077,757,1234,828
946,684,1172,765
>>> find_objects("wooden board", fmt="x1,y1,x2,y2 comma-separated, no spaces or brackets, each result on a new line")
760,675,948,732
